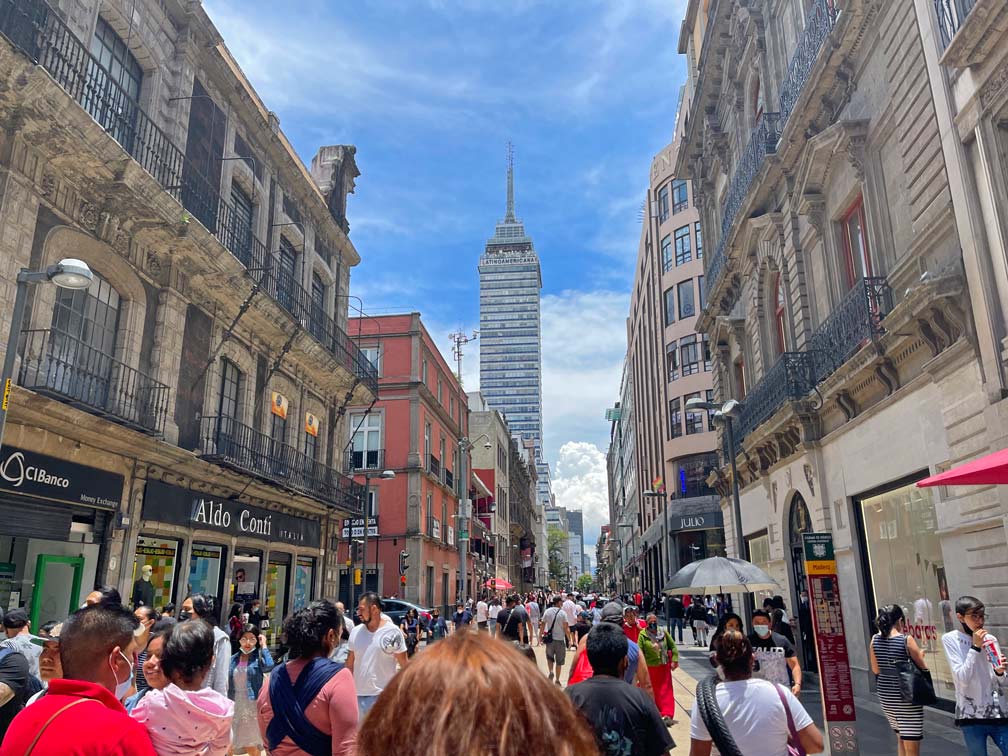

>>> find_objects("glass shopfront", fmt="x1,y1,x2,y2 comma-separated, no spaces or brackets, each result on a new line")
857,478,954,705
131,536,180,610
293,556,314,611
187,543,226,599
745,531,773,605
265,553,290,647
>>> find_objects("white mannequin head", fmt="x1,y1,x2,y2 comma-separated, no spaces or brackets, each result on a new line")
141,565,153,582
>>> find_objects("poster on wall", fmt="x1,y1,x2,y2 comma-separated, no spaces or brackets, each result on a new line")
270,392,289,419
187,544,223,598
134,537,178,610
233,557,260,604
294,557,314,611
305,413,319,437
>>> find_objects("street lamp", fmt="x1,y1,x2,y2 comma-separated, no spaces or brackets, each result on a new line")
0,259,94,448
357,468,394,608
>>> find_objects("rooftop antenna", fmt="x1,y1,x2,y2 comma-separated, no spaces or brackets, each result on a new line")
505,141,516,222
449,329,479,385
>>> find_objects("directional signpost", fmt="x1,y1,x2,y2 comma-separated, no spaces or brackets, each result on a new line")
803,532,860,755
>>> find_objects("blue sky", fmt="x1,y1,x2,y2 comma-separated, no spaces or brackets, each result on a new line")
205,0,689,551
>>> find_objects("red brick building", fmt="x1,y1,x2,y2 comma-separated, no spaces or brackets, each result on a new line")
337,313,467,611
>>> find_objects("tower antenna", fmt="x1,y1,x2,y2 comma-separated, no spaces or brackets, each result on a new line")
505,141,516,222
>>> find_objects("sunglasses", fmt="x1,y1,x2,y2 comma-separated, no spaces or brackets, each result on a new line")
966,609,986,619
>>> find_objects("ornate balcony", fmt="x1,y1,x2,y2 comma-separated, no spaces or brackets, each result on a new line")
18,328,170,435
705,112,782,302
778,0,839,125
346,448,385,473
935,0,977,49
808,277,893,385
735,351,817,445
0,0,377,397
200,416,364,513
444,468,454,490
427,454,441,479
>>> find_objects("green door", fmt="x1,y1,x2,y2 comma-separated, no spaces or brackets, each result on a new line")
31,555,84,630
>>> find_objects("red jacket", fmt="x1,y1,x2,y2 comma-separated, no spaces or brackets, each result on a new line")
623,619,646,643
0,679,156,756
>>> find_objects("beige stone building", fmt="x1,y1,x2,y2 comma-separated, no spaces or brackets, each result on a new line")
620,120,721,599
678,0,1008,712
0,0,376,634
468,392,513,584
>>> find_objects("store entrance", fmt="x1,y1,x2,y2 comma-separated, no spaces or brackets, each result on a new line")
31,554,84,628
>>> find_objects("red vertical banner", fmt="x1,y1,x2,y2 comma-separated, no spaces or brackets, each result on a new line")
803,532,861,754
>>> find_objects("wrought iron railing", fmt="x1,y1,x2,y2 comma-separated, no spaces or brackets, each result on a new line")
778,0,839,124
18,328,170,434
704,113,782,301
734,351,817,444
347,448,384,472
0,0,377,397
428,455,441,478
200,415,364,513
934,0,977,49
444,468,454,490
808,277,893,385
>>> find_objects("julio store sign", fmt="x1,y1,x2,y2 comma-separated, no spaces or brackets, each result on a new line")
0,445,123,509
143,480,320,549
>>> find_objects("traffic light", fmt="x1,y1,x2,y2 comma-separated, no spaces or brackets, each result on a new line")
353,568,362,585
400,575,407,586
399,550,409,575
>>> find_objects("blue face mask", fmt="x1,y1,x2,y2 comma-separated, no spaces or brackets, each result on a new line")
754,624,771,638
111,650,133,700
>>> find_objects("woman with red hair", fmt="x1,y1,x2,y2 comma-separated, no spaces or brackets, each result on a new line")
358,631,599,756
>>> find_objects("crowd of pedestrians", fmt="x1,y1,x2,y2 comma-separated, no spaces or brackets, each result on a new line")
0,583,1002,755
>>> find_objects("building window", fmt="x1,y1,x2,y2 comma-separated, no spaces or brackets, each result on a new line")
424,422,431,460
350,412,382,469
304,423,319,462
666,341,679,382
773,273,787,354
426,492,434,535
422,358,428,384
677,280,695,319
91,17,143,101
661,235,673,272
840,195,873,289
698,275,706,311
277,238,298,313
669,398,682,439
705,388,716,430
658,185,670,223
702,335,712,371
664,288,676,327
218,359,241,426
734,357,746,399
685,392,704,434
695,222,703,258
310,272,326,340
229,184,254,258
674,225,692,266
450,394,456,419
437,377,443,404
856,480,953,704
360,346,380,375
672,179,689,213
271,409,286,446
680,335,700,376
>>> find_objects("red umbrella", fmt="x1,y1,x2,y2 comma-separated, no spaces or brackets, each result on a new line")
485,578,512,590
916,447,1008,487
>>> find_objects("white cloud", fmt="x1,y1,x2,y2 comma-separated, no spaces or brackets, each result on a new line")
552,441,611,552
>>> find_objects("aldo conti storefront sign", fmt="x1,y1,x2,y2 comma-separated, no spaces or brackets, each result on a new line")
0,445,123,509
143,480,319,549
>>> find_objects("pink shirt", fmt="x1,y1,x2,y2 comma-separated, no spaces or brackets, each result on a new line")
256,658,358,756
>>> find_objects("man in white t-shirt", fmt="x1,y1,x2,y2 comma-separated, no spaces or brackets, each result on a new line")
541,596,573,683
347,592,408,718
475,599,489,632
526,597,541,645
562,594,579,627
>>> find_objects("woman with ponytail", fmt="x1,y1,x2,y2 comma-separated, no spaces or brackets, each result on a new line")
869,604,928,754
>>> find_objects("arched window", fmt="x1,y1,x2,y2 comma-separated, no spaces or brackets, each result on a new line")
773,273,787,355
840,196,873,290
752,77,763,125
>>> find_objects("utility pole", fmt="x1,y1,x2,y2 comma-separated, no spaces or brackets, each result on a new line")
449,329,478,604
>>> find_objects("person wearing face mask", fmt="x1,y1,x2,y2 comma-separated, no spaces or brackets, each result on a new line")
748,610,802,696
638,612,679,724
129,620,234,756
0,604,157,755
180,593,231,697
229,624,274,756
257,600,357,755
124,618,176,713
941,595,1008,755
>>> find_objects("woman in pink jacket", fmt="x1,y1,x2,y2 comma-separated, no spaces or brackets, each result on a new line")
131,620,234,756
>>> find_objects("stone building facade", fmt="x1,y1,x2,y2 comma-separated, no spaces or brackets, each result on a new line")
678,0,1008,710
469,393,514,584
0,0,376,636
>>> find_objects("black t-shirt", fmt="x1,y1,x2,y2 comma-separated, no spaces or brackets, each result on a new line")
501,605,528,640
0,650,29,739
567,675,674,756
668,598,684,619
748,630,797,686
573,620,592,639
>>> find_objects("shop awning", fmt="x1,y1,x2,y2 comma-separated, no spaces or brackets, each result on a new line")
916,447,1008,487
471,470,493,498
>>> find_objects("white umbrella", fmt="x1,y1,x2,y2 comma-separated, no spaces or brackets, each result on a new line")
662,556,779,595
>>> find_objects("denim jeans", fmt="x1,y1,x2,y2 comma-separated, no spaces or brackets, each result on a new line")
962,723,1008,756
669,617,685,643
358,695,380,718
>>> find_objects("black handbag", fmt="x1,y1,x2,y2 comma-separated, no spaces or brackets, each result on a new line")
894,635,937,706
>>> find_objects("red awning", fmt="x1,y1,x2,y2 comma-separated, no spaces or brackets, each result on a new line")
916,447,1008,487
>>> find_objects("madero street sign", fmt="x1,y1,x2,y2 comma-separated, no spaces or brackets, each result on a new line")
803,532,860,755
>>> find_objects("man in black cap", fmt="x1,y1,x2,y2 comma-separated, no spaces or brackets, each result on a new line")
1,609,40,679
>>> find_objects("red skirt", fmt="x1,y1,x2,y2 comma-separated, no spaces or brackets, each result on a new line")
647,662,676,718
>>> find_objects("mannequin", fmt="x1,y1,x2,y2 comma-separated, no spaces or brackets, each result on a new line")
132,564,155,608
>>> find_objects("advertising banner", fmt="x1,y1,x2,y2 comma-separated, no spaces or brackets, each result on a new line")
341,516,378,538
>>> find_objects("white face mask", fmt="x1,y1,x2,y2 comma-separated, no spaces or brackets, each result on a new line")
111,650,134,700
754,624,771,638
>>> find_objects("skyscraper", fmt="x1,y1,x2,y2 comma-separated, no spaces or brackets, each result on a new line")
479,147,553,509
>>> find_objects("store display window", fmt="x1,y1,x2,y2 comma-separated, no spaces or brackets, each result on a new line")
132,536,179,610
187,543,225,601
